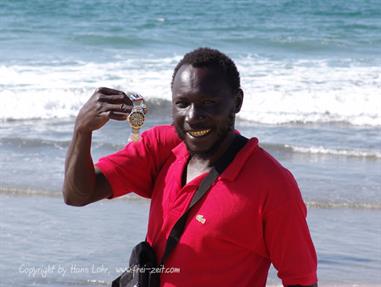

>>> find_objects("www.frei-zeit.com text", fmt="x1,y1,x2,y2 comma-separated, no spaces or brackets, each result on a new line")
18,263,180,278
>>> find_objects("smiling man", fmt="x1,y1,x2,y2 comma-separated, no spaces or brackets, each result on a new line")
63,48,318,287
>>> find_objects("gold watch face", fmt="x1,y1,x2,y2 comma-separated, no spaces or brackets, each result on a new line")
128,111,145,128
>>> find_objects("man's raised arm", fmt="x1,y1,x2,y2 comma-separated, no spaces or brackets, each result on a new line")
62,87,132,206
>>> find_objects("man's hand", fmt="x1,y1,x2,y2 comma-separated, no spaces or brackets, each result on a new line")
63,87,134,206
75,87,133,134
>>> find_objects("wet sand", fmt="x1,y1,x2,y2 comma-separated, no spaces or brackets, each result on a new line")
1,192,380,286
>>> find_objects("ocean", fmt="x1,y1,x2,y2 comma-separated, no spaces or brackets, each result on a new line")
0,0,380,286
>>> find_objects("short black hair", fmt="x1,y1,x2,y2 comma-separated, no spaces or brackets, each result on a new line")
171,47,241,93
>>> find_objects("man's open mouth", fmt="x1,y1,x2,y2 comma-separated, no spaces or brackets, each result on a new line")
187,129,211,138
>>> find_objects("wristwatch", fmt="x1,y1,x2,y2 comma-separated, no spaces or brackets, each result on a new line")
126,93,147,142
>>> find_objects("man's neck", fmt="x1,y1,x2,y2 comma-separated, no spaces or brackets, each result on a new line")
190,132,236,167
183,132,236,186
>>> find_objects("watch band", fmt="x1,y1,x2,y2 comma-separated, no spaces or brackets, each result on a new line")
126,93,147,142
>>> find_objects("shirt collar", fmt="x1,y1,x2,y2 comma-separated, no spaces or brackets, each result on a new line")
171,141,189,161
171,137,259,181
221,137,258,181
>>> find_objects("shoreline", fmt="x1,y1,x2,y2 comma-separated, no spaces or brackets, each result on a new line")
1,188,380,210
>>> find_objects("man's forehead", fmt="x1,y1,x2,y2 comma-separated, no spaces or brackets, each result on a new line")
173,64,226,88
178,65,193,84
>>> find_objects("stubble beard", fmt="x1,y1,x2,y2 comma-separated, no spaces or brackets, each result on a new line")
173,111,235,160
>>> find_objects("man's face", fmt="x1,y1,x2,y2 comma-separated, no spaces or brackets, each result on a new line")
172,64,241,158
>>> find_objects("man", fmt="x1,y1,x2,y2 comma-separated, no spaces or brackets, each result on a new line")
63,48,318,286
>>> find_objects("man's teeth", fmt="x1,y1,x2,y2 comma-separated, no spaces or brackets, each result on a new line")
188,129,211,137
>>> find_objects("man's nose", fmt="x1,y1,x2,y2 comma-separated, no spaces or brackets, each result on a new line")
185,104,206,124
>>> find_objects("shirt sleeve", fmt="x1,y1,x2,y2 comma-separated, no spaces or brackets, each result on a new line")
263,169,318,286
95,125,180,199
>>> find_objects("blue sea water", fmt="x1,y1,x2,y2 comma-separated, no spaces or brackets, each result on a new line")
0,0,381,286
1,0,381,61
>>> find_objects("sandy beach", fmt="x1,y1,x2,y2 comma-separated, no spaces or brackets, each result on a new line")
1,190,380,286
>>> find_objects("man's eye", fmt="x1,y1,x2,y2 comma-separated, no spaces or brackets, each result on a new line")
176,102,188,108
203,100,216,105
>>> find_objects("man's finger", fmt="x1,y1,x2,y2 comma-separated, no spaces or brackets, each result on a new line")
96,87,125,96
97,94,128,104
99,103,133,113
108,112,128,121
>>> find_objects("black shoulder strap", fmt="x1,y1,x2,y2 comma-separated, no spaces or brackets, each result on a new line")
160,134,248,265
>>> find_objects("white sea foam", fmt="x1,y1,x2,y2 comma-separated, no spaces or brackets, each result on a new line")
0,58,177,120
1,56,380,126
238,56,381,126
284,144,381,159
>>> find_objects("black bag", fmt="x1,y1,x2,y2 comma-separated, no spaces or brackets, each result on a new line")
112,135,248,287
112,241,160,287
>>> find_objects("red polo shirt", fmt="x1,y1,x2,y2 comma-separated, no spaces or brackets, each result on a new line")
95,125,317,286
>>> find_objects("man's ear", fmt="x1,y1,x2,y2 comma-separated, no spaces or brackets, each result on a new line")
234,89,244,113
